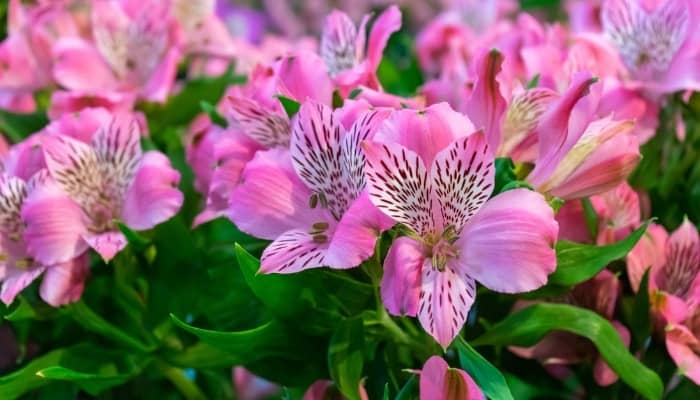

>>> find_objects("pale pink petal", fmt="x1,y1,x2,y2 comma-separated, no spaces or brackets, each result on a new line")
499,88,559,158
418,260,476,348
227,148,328,240
228,96,291,148
627,223,668,292
48,90,135,119
665,324,700,385
320,10,359,77
43,107,113,143
142,47,180,103
83,231,127,262
21,178,88,265
52,38,117,91
41,134,102,204
457,189,557,293
374,103,474,165
121,151,182,230
593,321,631,386
276,51,334,106
464,50,507,151
324,192,394,269
92,115,143,198
0,266,45,305
430,132,495,231
381,236,424,317
260,230,328,274
653,291,689,325
39,255,89,307
362,140,435,236
366,5,402,72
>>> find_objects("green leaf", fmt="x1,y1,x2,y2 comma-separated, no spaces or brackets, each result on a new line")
548,222,648,286
4,296,61,321
117,222,151,252
328,317,365,400
276,95,301,118
472,303,663,400
494,158,516,195
235,244,373,334
200,101,228,128
382,384,389,400
500,180,534,193
395,375,418,400
628,270,652,349
0,109,49,143
455,338,514,400
526,74,541,89
36,366,137,396
348,88,363,99
581,198,599,240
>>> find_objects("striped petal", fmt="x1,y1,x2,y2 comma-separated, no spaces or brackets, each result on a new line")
320,10,359,76
0,175,28,239
430,132,495,232
418,260,476,348
655,219,700,300
362,140,435,237
260,230,328,274
228,96,291,148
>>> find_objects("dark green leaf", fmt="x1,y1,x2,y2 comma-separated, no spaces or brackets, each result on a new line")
494,158,516,195
455,338,514,400
500,180,534,193
0,109,48,143
581,198,599,240
200,101,228,128
235,244,373,334
117,222,151,252
548,222,648,286
395,375,418,400
348,88,363,99
328,317,365,400
276,95,301,118
628,270,652,349
526,74,541,89
472,303,663,400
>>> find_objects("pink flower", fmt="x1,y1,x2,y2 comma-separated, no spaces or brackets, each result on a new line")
0,171,89,307
320,6,402,94
22,112,183,263
602,0,700,94
665,304,700,385
419,356,485,400
52,0,181,102
363,104,557,347
48,90,136,120
302,379,368,400
510,270,631,386
232,367,280,400
527,73,640,200
170,0,236,58
228,100,393,273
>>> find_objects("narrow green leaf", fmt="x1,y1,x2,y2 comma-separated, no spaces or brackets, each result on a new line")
455,338,514,400
494,158,516,195
0,348,65,399
4,296,61,321
629,270,652,349
200,101,228,128
0,109,48,143
472,303,663,400
36,366,137,396
549,222,648,286
276,95,301,118
581,198,599,240
526,74,541,89
382,384,389,400
348,88,363,99
328,317,365,400
395,375,418,400
235,244,372,335
117,221,151,252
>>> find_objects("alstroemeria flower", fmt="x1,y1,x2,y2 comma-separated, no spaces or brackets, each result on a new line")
527,73,640,200
627,219,700,323
0,171,89,307
22,113,183,263
302,379,368,400
232,367,280,400
52,0,180,102
363,104,557,347
510,270,631,386
228,101,393,273
602,0,700,93
419,356,485,400
170,0,236,58
320,6,401,94
665,304,700,385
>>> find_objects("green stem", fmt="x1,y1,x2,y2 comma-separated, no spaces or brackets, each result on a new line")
156,361,207,400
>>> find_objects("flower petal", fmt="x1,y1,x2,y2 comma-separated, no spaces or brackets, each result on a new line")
418,260,476,348
457,188,557,293
654,218,700,299
381,236,424,317
627,222,668,292
430,132,495,231
52,38,117,91
362,140,435,236
366,5,402,72
665,323,700,385
41,134,102,208
83,231,127,262
39,255,89,307
0,266,44,305
320,10,359,77
593,321,630,386
464,50,506,152
93,114,143,202
121,151,182,230
260,230,327,274
276,51,334,106
228,96,291,148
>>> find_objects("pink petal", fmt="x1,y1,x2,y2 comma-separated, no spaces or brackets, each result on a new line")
92,114,143,195
0,266,45,305
510,330,592,366
665,324,700,385
83,231,127,262
574,270,621,319
430,132,495,231
233,367,280,400
52,37,117,92
142,47,180,103
499,88,559,158
320,10,360,77
228,96,291,148
39,255,89,307
653,218,700,300
362,140,435,237
303,380,334,400
121,151,183,230
48,90,136,119
41,134,102,204
276,51,334,106
21,178,88,265
420,356,485,400
381,236,425,317
324,192,394,269
227,148,328,240
43,107,114,143
627,222,668,292
555,200,593,243
375,103,474,165
464,50,507,152
260,230,328,274
418,260,476,348
366,5,402,72
457,189,557,293
593,321,631,386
